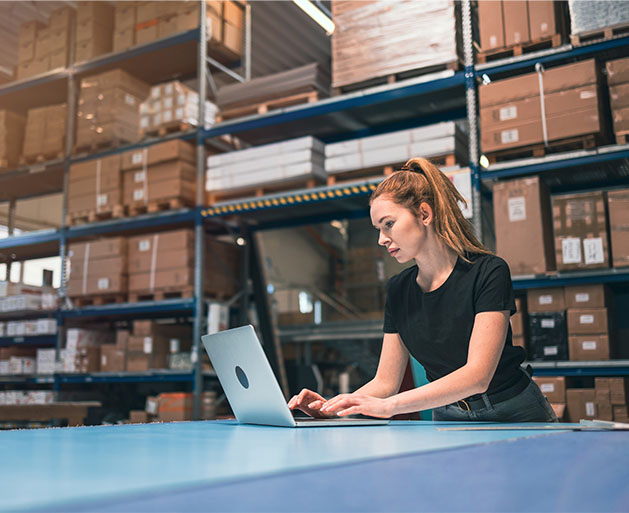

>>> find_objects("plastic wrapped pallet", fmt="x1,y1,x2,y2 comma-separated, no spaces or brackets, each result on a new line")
331,0,460,89
568,0,629,37
206,136,326,193
139,81,217,135
325,122,468,174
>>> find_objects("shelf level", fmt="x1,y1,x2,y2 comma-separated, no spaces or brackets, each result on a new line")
528,360,629,377
0,230,60,261
55,370,196,384
512,268,629,289
0,335,56,347
61,298,196,320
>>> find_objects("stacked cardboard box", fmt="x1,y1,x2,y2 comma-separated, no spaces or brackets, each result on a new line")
121,140,196,210
275,288,314,325
0,281,58,312
565,284,613,361
607,58,629,142
36,348,56,375
478,1,562,52
344,247,387,315
0,347,36,375
75,2,114,63
532,376,566,420
511,296,526,350
526,288,568,361
127,229,241,298
67,238,127,299
113,2,139,53
60,327,113,373
1,319,56,338
100,329,129,372
157,392,193,422
0,390,54,405
607,189,629,268
126,321,192,372
76,70,150,150
331,1,460,89
139,81,217,135
135,2,196,46
0,111,26,168
22,104,67,160
566,388,596,422
479,60,601,154
67,154,123,220
595,378,629,423
206,137,326,194
552,191,610,272
47,7,74,70
16,19,46,80
325,122,468,175
493,176,555,276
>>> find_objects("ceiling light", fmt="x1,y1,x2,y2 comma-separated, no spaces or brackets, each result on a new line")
293,0,335,35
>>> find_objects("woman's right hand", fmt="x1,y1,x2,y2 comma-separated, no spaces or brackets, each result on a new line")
287,388,335,418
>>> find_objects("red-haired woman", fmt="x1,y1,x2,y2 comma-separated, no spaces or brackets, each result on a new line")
288,158,557,422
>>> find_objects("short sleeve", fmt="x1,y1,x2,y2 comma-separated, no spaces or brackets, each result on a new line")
383,280,398,333
474,257,516,315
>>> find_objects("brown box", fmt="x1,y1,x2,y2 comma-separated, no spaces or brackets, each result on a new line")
76,346,101,373
566,388,597,422
527,1,557,41
115,3,137,31
527,287,565,313
76,37,113,63
567,308,610,335
100,344,126,372
613,405,629,422
67,274,127,297
532,376,566,403
69,237,126,261
222,22,242,56
564,284,610,309
50,48,69,70
114,28,135,52
608,377,629,405
77,1,114,26
510,312,524,336
158,16,179,38
606,57,629,86
19,20,46,45
127,350,168,371
116,329,130,350
608,189,629,268
129,410,148,423
502,0,529,46
76,19,113,44
50,6,75,31
128,229,194,259
224,1,244,29
35,28,52,59
158,392,193,422
136,23,159,45
609,83,629,111
0,110,26,168
121,140,195,170
137,2,159,24
595,399,613,421
569,334,610,360
132,320,191,340
493,176,555,275
18,40,36,64
553,191,610,271
612,107,629,133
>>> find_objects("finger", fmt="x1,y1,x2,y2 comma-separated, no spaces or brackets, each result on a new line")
323,397,354,414
337,406,360,417
308,400,324,409
288,396,298,408
321,394,348,411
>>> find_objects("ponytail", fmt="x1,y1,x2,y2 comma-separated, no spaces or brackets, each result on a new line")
370,157,490,262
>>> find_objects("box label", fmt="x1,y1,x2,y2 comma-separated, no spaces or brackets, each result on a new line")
579,315,595,324
580,90,596,100
164,83,174,95
139,240,151,252
131,152,144,165
539,295,553,305
499,105,517,121
501,129,519,144
541,319,555,329
490,35,497,47
508,197,526,222
585,402,595,417
544,346,558,356
164,97,173,109
562,237,582,264
582,341,597,350
97,278,109,290
140,116,150,128
575,293,590,303
133,189,145,201
170,338,180,353
143,337,152,354
583,238,604,265
540,384,555,393
134,170,146,183
124,94,135,106
96,194,108,207
151,87,160,98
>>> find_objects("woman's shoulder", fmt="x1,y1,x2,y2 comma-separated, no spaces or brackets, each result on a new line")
387,264,417,290
466,252,512,276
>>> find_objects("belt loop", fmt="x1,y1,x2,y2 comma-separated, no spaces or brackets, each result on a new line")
481,393,492,409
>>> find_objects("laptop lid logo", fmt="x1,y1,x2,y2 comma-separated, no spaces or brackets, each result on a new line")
235,366,249,389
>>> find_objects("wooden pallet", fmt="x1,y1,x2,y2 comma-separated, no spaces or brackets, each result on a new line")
73,138,135,157
570,23,629,46
206,175,326,205
127,197,194,216
616,132,629,145
476,34,562,64
19,151,64,166
66,205,125,226
70,294,127,307
128,285,194,303
216,90,321,122
332,61,460,96
485,134,599,164
142,121,193,138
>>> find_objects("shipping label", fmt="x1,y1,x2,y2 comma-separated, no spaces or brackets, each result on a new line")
133,189,145,201
540,384,555,393
131,152,144,165
583,238,604,265
582,341,597,350
539,295,553,305
579,315,595,324
501,129,519,144
143,337,152,354
499,105,517,121
541,319,555,329
97,278,109,290
139,240,151,252
544,346,558,356
575,293,590,303
508,197,526,222
562,237,582,264
585,402,595,417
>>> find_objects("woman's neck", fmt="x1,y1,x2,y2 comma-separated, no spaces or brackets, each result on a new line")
414,240,459,293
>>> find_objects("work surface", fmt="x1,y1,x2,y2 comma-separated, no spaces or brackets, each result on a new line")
2,421,627,512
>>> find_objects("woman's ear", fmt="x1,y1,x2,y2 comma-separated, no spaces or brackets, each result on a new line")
418,202,433,225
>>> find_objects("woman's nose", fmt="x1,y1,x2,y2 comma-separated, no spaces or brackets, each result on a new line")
378,231,389,246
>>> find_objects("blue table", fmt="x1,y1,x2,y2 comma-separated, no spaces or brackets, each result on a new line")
1,420,627,512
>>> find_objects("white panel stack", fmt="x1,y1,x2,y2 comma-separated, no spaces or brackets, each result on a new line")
325,122,468,175
36,349,57,375
568,0,629,36
206,137,326,193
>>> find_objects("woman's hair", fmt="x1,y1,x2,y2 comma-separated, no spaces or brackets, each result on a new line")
370,157,491,261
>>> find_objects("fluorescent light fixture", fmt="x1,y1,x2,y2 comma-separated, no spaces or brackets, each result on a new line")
293,0,335,34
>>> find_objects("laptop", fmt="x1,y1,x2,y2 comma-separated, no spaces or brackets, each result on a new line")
201,325,389,428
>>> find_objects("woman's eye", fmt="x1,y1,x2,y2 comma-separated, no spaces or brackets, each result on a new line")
385,221,394,229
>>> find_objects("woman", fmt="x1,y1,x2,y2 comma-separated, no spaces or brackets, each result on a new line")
288,157,557,422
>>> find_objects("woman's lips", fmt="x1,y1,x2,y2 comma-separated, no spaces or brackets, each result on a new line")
389,248,399,256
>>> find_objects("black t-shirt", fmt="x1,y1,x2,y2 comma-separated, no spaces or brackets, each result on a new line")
383,253,525,395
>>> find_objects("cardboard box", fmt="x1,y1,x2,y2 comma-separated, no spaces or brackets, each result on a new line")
113,28,135,53
606,57,629,86
19,20,46,45
551,403,565,421
608,189,629,268
605,377,629,405
533,376,566,403
136,2,159,24
609,83,629,111
510,312,524,336
613,405,628,422
528,312,568,360
0,110,26,168
224,1,244,29
512,335,525,350
129,410,148,423
595,398,613,421
50,6,75,31
75,37,113,63
35,28,51,59
121,140,195,170
564,284,610,309
132,320,191,340
553,191,610,272
69,237,126,261
566,389,596,422
77,1,114,26
567,308,610,335
49,48,69,70
502,0,529,46
222,22,242,56
127,351,168,371
493,176,555,275
158,392,193,422
527,287,565,313
76,18,113,44
527,1,557,41
136,23,159,45
115,3,137,31
158,16,179,38
569,334,610,360
18,40,36,64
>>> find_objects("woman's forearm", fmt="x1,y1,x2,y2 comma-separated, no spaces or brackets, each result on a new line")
354,376,401,399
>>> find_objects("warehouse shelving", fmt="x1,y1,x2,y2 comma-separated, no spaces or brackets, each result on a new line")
528,360,629,377
0,335,56,347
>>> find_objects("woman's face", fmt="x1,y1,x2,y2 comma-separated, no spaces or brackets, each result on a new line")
370,195,429,263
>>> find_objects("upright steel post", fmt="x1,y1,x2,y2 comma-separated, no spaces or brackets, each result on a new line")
461,0,482,242
193,0,208,420
244,3,252,81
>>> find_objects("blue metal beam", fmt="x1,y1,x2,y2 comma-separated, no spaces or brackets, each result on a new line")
0,230,60,251
61,298,195,319
55,371,195,384
530,365,629,377
512,268,629,289
0,69,69,97
0,335,57,347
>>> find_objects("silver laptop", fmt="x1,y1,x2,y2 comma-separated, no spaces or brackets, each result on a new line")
201,325,389,428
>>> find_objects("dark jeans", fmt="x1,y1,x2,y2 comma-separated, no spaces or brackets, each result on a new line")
432,369,558,422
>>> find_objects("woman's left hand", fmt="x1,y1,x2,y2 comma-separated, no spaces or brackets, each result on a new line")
319,393,395,419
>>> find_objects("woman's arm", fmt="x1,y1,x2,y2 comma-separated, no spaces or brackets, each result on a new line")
321,310,510,418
